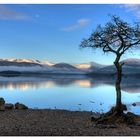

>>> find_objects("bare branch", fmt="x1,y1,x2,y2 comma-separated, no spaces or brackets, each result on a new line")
80,15,140,63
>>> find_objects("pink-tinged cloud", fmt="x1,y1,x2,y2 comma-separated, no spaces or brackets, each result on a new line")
0,5,30,20
61,18,91,31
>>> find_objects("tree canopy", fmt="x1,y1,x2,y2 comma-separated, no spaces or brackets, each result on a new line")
80,16,140,63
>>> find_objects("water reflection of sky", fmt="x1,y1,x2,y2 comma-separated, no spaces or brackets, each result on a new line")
0,75,140,114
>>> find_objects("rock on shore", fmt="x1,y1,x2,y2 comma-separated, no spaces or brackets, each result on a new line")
15,102,28,110
0,97,28,111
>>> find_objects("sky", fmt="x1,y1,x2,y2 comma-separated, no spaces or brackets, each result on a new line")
0,4,140,65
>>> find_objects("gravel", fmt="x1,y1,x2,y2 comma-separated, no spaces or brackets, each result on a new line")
0,109,140,136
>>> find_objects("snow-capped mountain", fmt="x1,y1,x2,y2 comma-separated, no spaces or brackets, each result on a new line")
41,61,54,66
0,58,40,64
121,58,140,74
0,58,48,73
75,63,91,69
0,58,84,74
96,58,140,74
0,58,42,66
89,62,107,70
0,58,140,75
121,58,140,67
53,63,77,69
75,62,106,72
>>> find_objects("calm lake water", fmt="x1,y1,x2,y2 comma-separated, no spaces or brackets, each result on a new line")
0,74,140,115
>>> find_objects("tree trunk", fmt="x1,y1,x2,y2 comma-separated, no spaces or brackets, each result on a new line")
115,81,123,115
114,57,123,115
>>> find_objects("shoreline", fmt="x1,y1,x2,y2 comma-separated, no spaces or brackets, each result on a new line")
0,109,140,136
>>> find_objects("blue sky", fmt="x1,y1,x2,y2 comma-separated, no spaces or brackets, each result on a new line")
0,4,140,64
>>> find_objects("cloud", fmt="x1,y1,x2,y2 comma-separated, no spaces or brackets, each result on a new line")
0,5,30,20
121,4,140,19
61,19,91,31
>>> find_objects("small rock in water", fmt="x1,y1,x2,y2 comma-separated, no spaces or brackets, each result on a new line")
5,103,14,110
132,103,136,107
15,102,28,110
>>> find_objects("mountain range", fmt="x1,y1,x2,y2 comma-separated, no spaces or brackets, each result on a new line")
0,58,140,75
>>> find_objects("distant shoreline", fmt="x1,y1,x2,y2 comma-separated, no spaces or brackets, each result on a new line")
1,71,140,78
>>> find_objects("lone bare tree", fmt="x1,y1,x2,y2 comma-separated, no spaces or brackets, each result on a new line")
80,16,140,116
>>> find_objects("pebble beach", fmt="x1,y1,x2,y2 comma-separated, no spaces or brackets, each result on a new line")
0,109,140,136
